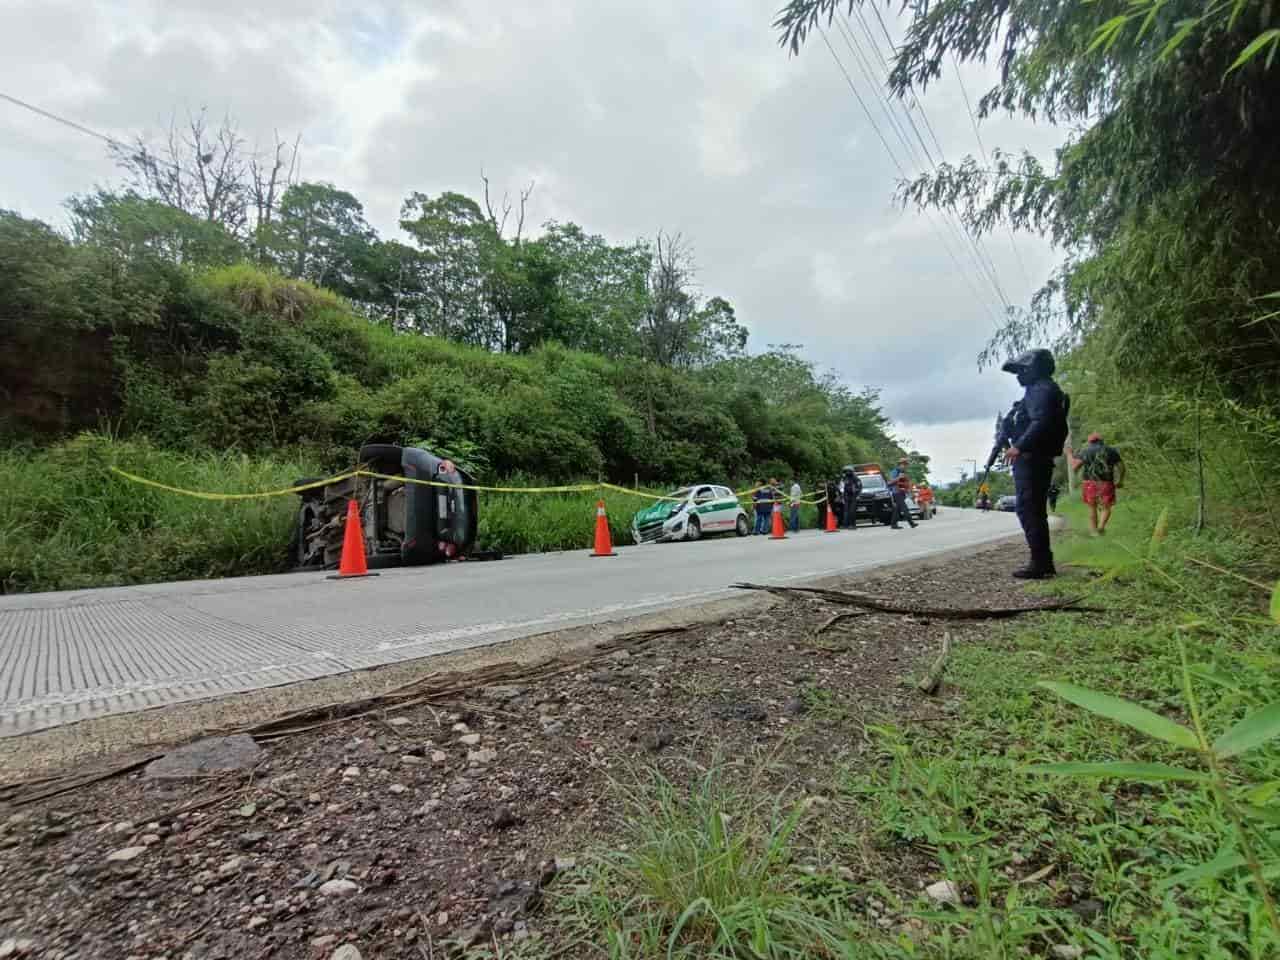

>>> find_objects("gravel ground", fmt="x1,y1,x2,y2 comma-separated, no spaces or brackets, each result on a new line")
0,540,1044,960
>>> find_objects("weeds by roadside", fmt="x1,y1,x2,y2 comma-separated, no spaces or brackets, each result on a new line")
549,495,1280,959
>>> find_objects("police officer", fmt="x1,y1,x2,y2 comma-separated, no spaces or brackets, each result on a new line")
840,466,862,529
1000,349,1070,579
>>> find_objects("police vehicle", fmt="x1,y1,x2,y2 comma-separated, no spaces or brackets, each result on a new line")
631,484,751,543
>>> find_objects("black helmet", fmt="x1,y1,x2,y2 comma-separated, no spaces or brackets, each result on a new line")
1001,349,1055,379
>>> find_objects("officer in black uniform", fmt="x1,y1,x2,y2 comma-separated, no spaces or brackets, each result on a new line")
1000,349,1069,579
840,466,862,529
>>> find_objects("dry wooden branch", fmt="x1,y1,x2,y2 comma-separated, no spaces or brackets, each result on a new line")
732,582,1098,619
917,632,952,695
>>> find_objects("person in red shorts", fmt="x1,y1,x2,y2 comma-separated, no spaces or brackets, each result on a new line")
1071,432,1125,535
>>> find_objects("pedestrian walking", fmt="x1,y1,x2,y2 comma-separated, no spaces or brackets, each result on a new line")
1070,432,1124,535
789,478,803,532
752,479,771,535
840,466,861,528
889,457,918,529
1000,349,1070,578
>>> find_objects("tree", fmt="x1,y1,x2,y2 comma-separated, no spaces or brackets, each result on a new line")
110,110,298,244
260,182,377,299
399,191,496,345
540,221,650,357
67,191,243,267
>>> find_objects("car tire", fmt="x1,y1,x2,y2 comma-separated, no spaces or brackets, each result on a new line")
357,444,404,473
685,516,701,541
735,514,749,537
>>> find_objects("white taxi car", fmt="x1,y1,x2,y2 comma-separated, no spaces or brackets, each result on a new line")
631,484,751,543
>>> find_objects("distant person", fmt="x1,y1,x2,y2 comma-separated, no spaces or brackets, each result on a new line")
1071,432,1125,535
978,492,991,511
817,478,832,530
1047,481,1060,513
840,466,861,529
1001,348,1070,578
888,457,918,529
752,479,771,535
789,478,803,532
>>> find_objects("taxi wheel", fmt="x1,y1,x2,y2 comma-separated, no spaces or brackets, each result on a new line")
735,514,750,537
686,516,702,541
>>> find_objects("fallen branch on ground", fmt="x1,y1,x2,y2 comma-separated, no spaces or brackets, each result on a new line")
732,583,1100,619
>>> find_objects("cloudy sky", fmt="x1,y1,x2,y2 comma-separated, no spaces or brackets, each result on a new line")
0,0,1066,482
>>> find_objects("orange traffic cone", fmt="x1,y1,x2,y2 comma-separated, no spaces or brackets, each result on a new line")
770,501,787,540
328,499,379,579
824,501,839,533
590,500,617,557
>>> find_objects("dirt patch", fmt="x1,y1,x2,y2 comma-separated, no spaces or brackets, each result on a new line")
0,542,1044,960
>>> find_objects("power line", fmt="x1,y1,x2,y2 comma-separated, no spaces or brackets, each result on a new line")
2,92,121,147
817,27,909,179
818,25,1005,327
832,14,1013,319
839,12,1015,316
949,52,1034,290
1,90,184,177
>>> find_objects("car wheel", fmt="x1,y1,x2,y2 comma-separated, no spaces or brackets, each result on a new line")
686,516,701,541
357,443,404,473
735,514,749,537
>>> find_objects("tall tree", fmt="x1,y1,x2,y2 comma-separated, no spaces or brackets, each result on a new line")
260,182,377,298
399,191,496,345
540,221,650,357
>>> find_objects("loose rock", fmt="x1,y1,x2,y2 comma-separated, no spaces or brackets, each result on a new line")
924,879,960,906
318,879,359,898
143,734,263,780
105,846,147,863
331,946,363,960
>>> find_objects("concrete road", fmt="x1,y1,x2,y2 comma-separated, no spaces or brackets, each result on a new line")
0,509,1021,735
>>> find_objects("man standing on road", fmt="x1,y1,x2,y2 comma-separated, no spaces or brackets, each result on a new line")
1071,432,1125,535
840,466,861,529
1000,349,1070,578
752,479,771,535
789,478,803,532
889,457,918,529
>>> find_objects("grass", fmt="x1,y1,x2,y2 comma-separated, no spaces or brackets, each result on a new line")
563,762,861,958
545,493,1280,959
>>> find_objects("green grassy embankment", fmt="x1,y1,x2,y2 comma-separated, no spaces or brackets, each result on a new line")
548,493,1280,958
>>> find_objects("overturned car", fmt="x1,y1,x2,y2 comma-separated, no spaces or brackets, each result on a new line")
291,444,479,570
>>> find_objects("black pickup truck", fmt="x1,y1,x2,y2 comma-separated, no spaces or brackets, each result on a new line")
852,464,895,526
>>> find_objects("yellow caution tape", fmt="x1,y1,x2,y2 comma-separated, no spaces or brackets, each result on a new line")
110,467,360,501
111,467,831,506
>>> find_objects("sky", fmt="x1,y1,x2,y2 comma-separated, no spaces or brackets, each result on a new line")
0,0,1067,483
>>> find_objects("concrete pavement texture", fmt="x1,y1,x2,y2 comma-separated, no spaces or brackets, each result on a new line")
0,509,1022,737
